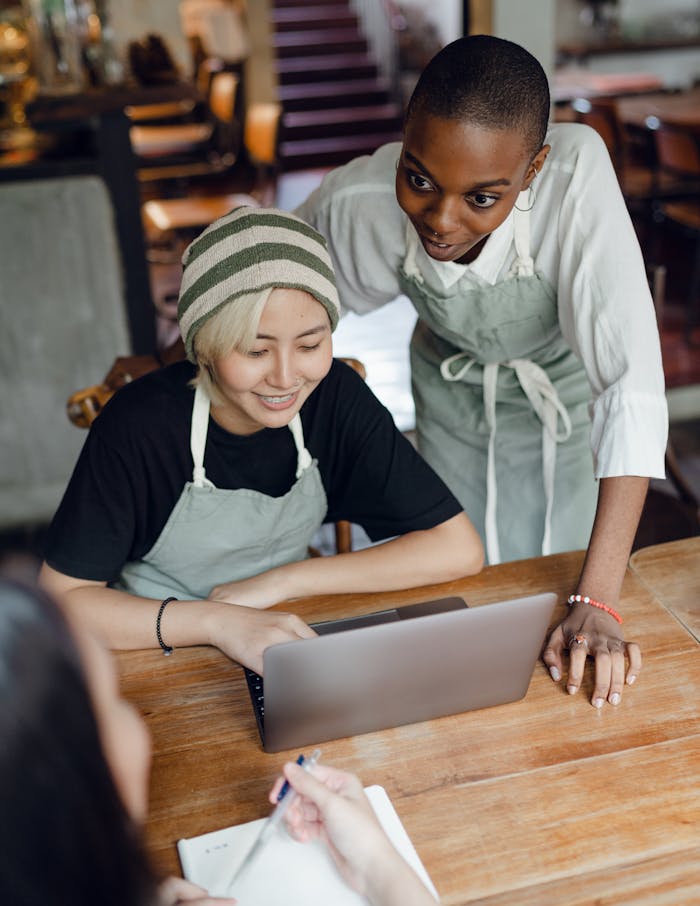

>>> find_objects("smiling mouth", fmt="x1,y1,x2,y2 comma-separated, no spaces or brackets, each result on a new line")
424,235,452,249
260,393,295,403
254,389,301,410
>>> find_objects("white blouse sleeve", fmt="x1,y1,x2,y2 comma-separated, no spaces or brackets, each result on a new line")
549,124,668,479
294,145,407,315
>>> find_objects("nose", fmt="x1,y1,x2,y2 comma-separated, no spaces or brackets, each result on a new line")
268,349,298,390
424,196,462,237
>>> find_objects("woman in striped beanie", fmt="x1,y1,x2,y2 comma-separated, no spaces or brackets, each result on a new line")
40,206,483,673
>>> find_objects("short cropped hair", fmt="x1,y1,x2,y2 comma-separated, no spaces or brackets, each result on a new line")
406,35,550,158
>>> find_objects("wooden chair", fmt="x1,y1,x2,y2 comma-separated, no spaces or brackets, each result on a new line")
633,254,700,548
131,70,243,186
570,97,655,208
66,353,366,554
141,101,282,257
646,119,700,342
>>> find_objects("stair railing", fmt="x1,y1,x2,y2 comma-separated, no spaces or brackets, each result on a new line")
349,0,405,105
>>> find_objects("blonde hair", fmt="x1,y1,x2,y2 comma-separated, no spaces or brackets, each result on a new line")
191,289,270,405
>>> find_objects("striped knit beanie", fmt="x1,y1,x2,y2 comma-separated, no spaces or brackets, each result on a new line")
177,206,341,361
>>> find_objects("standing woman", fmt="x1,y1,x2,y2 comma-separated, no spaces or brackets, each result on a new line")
39,207,482,674
296,35,667,706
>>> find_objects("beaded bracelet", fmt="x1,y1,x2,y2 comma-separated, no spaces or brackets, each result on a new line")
156,596,177,655
567,594,623,624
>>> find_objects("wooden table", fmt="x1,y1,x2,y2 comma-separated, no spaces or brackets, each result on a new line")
617,87,700,131
118,550,700,905
630,536,700,642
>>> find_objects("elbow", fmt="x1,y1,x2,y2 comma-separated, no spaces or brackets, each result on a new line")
438,513,485,579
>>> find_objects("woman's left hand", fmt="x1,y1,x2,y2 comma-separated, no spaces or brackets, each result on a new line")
157,875,237,905
542,602,642,708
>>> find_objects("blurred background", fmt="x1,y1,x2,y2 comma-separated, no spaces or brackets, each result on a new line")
1,0,699,574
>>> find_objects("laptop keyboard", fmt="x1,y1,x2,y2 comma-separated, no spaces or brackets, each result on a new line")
244,668,265,728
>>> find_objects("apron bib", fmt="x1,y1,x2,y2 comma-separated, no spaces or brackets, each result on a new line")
399,201,596,564
118,384,328,600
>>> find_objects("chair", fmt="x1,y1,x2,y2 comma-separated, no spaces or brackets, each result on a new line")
131,70,243,186
141,101,282,256
0,176,131,530
570,97,655,208
646,119,700,342
66,354,367,554
632,254,700,548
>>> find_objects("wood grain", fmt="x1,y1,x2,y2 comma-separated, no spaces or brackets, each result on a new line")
117,549,700,904
630,537,700,642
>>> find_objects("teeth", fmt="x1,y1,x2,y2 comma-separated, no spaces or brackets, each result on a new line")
262,394,294,404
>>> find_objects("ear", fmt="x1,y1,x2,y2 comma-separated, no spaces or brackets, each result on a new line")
522,144,551,189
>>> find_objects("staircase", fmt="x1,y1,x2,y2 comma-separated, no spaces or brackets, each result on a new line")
271,0,404,171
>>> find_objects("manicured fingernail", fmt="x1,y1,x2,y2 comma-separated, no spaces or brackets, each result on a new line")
627,674,637,685
549,666,561,681
593,697,604,709
610,693,621,705
567,684,577,695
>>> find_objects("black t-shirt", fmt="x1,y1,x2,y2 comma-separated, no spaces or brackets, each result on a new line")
45,359,462,582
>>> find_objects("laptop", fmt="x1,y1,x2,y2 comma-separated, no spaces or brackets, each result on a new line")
244,592,557,752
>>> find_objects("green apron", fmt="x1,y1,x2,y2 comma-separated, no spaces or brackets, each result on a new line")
399,200,596,564
118,383,328,599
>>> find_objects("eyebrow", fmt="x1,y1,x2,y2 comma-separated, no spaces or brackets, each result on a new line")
256,324,329,341
403,150,513,191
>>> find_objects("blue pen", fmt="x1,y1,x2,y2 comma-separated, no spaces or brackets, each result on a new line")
227,748,322,892
276,753,305,802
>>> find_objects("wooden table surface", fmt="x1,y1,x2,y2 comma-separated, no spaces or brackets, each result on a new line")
630,536,700,642
118,550,700,905
617,87,700,130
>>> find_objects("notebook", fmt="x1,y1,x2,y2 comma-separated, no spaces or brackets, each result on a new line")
245,592,557,752
177,784,439,905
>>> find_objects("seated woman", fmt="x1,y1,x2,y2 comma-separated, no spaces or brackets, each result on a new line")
40,207,483,673
0,579,437,906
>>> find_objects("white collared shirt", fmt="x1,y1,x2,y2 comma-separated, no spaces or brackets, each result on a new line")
295,124,668,479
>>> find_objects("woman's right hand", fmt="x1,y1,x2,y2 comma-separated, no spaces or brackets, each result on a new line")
202,603,316,674
270,763,436,906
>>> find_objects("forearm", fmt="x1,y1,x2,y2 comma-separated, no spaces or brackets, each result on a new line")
38,564,223,650
576,475,649,606
365,850,437,906
276,513,483,600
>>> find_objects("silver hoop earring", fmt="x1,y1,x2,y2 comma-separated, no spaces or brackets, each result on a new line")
514,182,536,212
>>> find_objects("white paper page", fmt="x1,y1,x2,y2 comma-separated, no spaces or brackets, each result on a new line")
177,785,439,905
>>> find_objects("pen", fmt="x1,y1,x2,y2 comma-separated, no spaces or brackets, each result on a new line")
226,748,322,892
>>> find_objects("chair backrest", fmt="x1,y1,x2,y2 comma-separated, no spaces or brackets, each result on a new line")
571,97,625,172
1,176,131,530
207,69,241,159
647,119,700,180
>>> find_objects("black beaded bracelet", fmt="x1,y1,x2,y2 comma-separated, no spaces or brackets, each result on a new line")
156,596,177,656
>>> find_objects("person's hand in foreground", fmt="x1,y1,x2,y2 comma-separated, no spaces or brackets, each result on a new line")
270,762,436,906
158,875,236,905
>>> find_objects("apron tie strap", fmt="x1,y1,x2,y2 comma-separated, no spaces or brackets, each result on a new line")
441,354,572,564
191,384,216,488
288,413,313,479
510,358,572,558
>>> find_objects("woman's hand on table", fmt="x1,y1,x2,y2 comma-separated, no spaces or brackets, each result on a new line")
542,603,642,708
157,875,236,905
202,602,316,674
